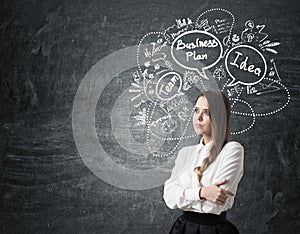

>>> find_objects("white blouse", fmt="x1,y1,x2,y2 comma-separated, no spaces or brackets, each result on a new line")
163,138,244,215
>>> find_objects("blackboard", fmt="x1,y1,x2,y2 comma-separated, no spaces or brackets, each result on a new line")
0,0,299,233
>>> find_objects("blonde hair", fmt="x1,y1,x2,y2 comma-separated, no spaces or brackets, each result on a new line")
194,91,231,185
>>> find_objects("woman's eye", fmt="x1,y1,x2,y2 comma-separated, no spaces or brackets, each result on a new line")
204,110,210,115
193,108,210,115
193,108,199,114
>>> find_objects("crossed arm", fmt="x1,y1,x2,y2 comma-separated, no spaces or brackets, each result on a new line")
163,142,244,214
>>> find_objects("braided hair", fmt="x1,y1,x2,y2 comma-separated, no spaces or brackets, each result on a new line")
194,91,231,186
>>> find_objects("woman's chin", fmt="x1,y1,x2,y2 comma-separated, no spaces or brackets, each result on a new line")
194,129,203,135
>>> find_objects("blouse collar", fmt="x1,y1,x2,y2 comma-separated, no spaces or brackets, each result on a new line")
196,137,213,154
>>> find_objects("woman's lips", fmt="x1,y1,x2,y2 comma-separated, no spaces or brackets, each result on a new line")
195,124,203,128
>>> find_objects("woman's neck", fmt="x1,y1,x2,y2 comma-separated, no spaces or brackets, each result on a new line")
203,135,211,145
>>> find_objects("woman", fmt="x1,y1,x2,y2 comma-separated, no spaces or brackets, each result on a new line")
163,90,244,234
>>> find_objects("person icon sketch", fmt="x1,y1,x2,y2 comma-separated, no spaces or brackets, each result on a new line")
241,20,255,42
163,90,244,234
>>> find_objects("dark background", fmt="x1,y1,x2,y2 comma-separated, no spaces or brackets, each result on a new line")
0,0,299,233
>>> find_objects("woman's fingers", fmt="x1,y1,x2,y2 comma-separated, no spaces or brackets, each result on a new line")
217,197,226,203
216,198,226,205
201,184,235,205
213,179,227,186
216,189,234,205
223,189,234,196
216,201,224,205
213,180,235,196
218,194,228,203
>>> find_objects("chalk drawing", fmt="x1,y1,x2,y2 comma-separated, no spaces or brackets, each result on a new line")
71,8,290,190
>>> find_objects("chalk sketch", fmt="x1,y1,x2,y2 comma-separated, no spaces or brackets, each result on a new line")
131,7,290,156
72,8,290,190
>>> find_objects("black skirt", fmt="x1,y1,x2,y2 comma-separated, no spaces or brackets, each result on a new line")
169,211,239,234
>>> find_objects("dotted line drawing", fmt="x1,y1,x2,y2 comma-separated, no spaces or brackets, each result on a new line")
145,101,197,157
254,78,290,116
221,78,231,92
230,86,244,109
137,31,164,76
231,78,290,117
230,98,256,135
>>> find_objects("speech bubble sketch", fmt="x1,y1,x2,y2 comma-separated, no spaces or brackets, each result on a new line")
196,8,235,56
164,19,195,44
137,33,170,74
137,32,180,104
155,71,183,101
196,8,235,35
171,30,223,80
137,32,167,71
225,45,267,87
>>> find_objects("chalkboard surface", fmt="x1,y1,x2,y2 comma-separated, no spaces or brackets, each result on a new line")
0,0,299,233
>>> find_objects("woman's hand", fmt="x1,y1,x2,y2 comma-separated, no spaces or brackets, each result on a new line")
199,179,234,205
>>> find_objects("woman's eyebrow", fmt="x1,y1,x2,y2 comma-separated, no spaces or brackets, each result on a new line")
193,107,210,110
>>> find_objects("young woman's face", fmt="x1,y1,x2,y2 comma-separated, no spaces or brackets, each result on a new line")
193,96,212,137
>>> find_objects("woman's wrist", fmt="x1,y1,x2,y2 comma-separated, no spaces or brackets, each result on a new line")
199,186,206,200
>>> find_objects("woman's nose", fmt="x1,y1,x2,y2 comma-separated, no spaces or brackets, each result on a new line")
197,111,203,120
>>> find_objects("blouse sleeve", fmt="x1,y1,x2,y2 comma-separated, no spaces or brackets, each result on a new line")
163,148,202,210
200,142,244,214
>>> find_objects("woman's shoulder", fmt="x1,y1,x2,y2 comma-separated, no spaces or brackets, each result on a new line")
224,141,243,149
222,141,244,156
178,145,199,155
175,144,199,162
